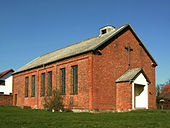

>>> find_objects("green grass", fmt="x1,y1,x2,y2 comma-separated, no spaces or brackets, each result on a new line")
0,106,170,128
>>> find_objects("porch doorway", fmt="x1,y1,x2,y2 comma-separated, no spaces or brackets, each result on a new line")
134,84,146,109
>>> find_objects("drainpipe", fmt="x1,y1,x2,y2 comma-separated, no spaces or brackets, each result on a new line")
37,70,39,108
43,64,47,103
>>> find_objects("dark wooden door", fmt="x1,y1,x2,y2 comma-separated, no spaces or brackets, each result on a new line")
15,94,17,105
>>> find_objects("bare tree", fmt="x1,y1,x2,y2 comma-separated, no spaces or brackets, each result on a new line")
165,79,170,85
156,79,170,97
156,79,170,107
156,84,161,96
156,84,165,96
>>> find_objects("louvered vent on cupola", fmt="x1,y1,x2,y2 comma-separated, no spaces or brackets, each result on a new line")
100,25,115,35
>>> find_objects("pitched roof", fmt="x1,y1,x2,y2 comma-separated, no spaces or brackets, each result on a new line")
0,69,14,78
14,24,157,74
160,85,170,97
115,68,150,83
160,92,170,100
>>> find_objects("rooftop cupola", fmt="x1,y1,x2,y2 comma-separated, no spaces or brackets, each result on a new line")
100,25,115,35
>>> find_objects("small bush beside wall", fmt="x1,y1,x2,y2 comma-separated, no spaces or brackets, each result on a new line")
44,90,64,112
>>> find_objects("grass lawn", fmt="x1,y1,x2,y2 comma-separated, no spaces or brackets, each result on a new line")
0,106,170,128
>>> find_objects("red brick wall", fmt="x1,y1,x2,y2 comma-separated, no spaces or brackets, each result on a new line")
116,82,132,110
92,28,156,110
13,53,93,109
0,95,13,106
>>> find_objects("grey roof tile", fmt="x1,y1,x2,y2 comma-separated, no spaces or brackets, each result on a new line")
14,25,127,74
116,68,142,83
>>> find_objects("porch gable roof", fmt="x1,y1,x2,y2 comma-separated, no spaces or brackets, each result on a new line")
115,68,150,83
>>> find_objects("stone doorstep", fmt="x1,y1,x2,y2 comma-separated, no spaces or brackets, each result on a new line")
135,107,147,110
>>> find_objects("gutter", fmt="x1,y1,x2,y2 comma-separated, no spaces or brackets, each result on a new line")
13,50,93,75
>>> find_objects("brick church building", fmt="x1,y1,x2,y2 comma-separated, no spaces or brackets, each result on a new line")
13,24,157,112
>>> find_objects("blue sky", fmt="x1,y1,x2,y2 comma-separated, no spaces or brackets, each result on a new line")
0,0,169,84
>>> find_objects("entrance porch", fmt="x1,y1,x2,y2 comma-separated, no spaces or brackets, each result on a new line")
116,68,149,110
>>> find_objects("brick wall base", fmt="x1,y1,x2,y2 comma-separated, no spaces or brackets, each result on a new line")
0,94,13,106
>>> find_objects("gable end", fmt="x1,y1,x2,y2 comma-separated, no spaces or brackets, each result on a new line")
93,24,157,66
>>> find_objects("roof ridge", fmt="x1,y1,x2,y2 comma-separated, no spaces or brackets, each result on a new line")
40,24,128,58
40,36,98,57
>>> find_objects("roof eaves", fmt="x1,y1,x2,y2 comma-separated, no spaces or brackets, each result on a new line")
12,65,41,75
0,69,14,78
13,50,93,75
115,68,151,84
115,80,131,83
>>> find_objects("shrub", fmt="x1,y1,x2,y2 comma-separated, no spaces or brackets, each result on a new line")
44,89,64,112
